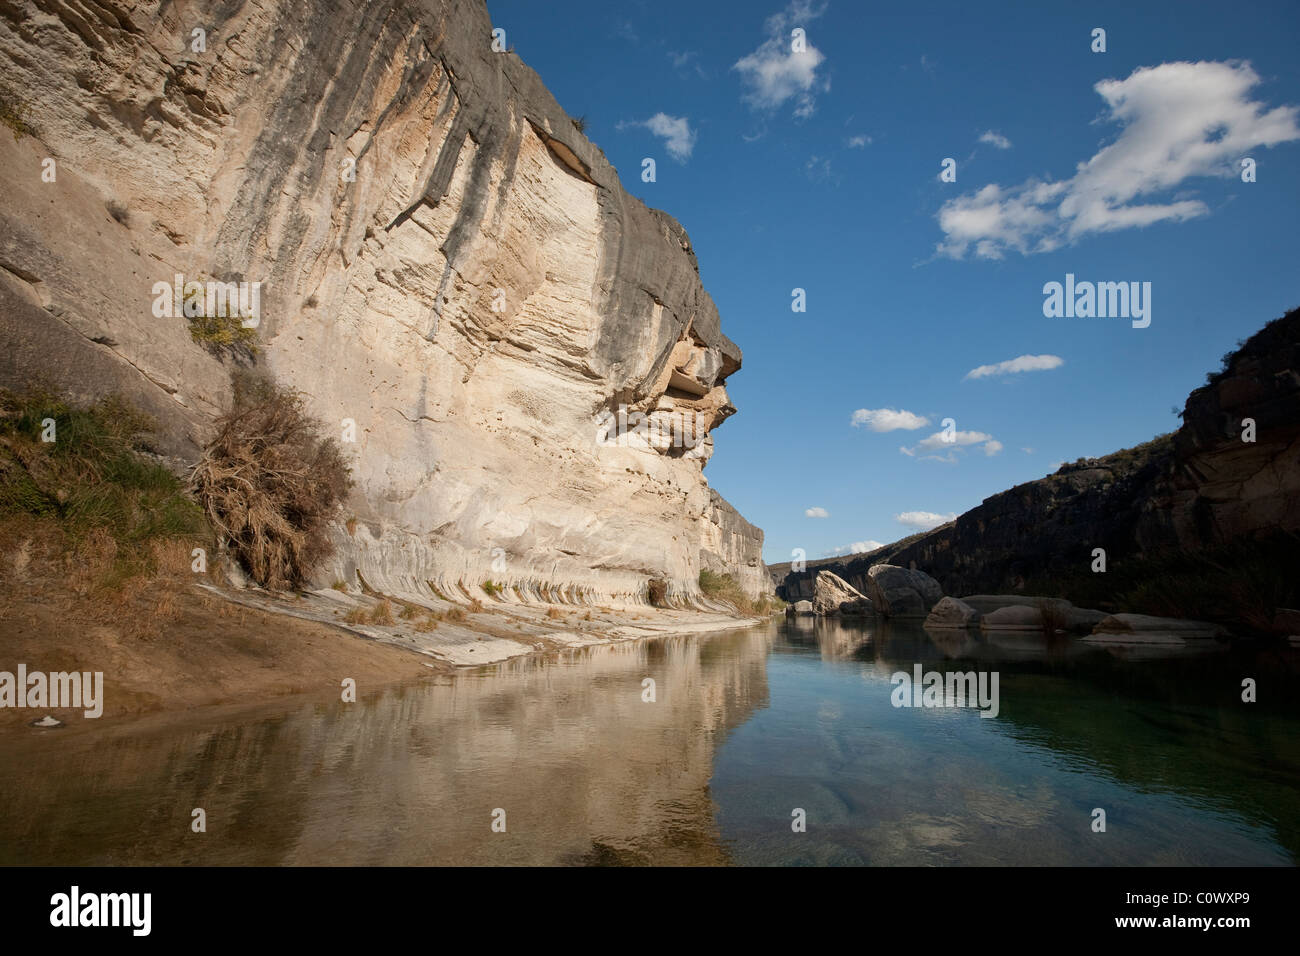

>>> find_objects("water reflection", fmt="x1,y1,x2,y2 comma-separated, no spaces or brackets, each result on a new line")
1,618,1297,866
0,628,772,866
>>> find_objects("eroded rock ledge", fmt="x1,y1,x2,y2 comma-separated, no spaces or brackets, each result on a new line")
0,0,767,608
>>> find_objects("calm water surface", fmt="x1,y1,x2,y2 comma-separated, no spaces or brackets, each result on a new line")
3,618,1298,865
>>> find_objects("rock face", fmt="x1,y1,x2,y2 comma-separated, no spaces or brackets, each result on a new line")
924,596,979,629
786,600,815,617
980,605,1045,632
0,0,766,606
961,595,1106,634
812,570,873,616
865,564,942,618
1087,614,1226,643
771,308,1300,604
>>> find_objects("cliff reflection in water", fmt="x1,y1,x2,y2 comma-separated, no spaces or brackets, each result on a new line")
3,617,1299,866
0,628,772,866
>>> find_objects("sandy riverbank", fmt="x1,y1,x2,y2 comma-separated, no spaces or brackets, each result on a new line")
0,577,765,735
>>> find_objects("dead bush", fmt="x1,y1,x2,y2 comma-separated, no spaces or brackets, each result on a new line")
189,374,352,590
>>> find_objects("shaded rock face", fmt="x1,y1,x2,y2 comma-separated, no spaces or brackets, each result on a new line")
812,570,872,616
0,0,766,604
771,308,1299,600
1085,613,1226,645
979,605,1044,632
924,596,979,629
865,564,942,618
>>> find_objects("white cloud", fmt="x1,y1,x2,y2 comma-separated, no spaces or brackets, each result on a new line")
805,506,829,518
965,354,1064,380
851,408,929,432
826,539,884,557
847,134,871,148
895,511,956,529
1021,447,1035,454
619,114,697,161
979,130,1012,149
916,429,992,450
902,428,1002,460
733,1,830,118
937,61,1300,259
668,50,709,79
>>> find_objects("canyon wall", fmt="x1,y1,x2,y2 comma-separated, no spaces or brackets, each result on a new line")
772,308,1300,601
0,0,766,605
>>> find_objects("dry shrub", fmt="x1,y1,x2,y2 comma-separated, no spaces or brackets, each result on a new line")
414,616,438,632
343,606,368,625
468,598,484,614
1037,598,1069,634
546,607,563,619
370,599,395,625
190,374,351,590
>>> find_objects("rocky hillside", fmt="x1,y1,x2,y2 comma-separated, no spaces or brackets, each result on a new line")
774,307,1300,614
0,0,765,606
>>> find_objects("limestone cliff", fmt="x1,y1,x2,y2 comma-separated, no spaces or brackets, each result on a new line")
773,307,1300,604
0,0,766,605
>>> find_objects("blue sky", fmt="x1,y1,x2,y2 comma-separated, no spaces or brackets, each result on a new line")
488,0,1300,564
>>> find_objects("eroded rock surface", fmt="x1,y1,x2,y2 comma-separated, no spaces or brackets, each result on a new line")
0,0,766,606
812,570,872,616
865,564,942,618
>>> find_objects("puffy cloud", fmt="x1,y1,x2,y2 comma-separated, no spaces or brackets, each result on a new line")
826,539,884,557
979,130,1012,149
852,408,930,431
637,113,697,161
902,428,1002,460
965,354,1064,379
847,134,871,148
733,1,830,118
937,61,1300,259
895,511,957,529
805,506,830,518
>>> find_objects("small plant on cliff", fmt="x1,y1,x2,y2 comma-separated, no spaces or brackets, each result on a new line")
0,83,33,140
571,114,587,134
482,579,503,597
189,373,352,590
183,278,260,356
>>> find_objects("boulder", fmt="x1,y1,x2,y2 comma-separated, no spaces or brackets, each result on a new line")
924,596,980,629
1273,607,1300,636
961,594,1105,633
786,600,815,617
865,564,942,617
1085,613,1227,645
980,605,1045,631
812,571,873,616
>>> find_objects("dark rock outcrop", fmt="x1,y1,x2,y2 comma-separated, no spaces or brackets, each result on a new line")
773,308,1300,608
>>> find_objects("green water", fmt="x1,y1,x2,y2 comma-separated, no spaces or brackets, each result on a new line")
2,617,1297,865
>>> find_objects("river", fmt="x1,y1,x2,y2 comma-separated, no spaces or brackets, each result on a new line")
2,617,1297,865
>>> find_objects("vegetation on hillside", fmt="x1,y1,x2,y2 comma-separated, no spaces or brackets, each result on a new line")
1022,534,1300,634
699,568,784,616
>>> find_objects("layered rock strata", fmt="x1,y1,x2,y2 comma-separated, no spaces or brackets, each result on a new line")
0,0,766,606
